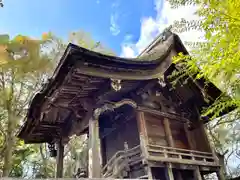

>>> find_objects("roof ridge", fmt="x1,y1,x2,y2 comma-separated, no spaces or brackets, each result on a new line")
137,26,173,57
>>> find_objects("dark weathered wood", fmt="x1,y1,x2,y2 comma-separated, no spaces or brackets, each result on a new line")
74,52,173,80
163,118,174,147
56,141,64,178
198,122,212,151
184,123,195,150
73,111,93,136
138,106,189,123
162,117,175,180
198,122,219,165
88,117,102,178
136,111,149,158
102,145,142,178
144,113,168,147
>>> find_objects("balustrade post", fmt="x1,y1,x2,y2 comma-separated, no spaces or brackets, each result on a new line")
163,117,174,180
164,163,174,180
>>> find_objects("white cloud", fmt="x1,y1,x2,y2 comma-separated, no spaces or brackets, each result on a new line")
110,13,121,36
121,46,136,58
120,0,203,58
110,1,121,36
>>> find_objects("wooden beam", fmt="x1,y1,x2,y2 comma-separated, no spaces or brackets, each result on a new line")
136,111,149,160
135,80,157,96
74,53,173,80
145,166,153,179
136,111,153,179
193,166,203,180
199,122,219,164
163,118,174,147
73,110,93,136
184,123,195,150
88,117,102,178
216,168,225,180
56,141,64,178
138,106,190,123
163,117,175,180
199,122,212,152
164,163,174,180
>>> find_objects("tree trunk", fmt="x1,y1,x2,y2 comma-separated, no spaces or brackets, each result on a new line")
2,113,16,177
39,144,48,177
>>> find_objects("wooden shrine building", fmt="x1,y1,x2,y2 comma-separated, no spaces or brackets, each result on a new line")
17,30,231,179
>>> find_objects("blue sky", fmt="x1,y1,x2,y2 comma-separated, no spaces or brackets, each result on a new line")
0,0,165,56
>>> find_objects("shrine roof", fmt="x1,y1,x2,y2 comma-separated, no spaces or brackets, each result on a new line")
16,30,232,144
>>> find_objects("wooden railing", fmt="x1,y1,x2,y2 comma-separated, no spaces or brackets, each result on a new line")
146,144,219,166
101,144,219,178
102,145,143,178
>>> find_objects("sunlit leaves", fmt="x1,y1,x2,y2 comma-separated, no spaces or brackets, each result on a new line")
167,0,200,8
168,0,240,176
0,32,60,176
168,0,240,115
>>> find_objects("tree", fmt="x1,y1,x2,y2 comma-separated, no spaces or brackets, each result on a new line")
0,33,61,177
69,31,115,56
63,135,88,178
0,29,115,177
167,0,240,177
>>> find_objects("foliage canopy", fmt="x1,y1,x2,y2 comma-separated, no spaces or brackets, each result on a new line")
167,0,240,177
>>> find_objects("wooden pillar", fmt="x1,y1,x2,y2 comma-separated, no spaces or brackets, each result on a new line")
164,163,174,180
136,111,149,158
199,122,220,164
184,123,195,150
198,122,223,180
216,169,225,180
193,166,203,180
199,122,212,152
136,111,153,179
88,117,101,178
56,141,64,178
163,118,174,147
163,118,174,180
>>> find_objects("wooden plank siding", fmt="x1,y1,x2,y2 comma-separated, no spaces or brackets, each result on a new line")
143,112,190,150
170,120,189,150
144,112,168,147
